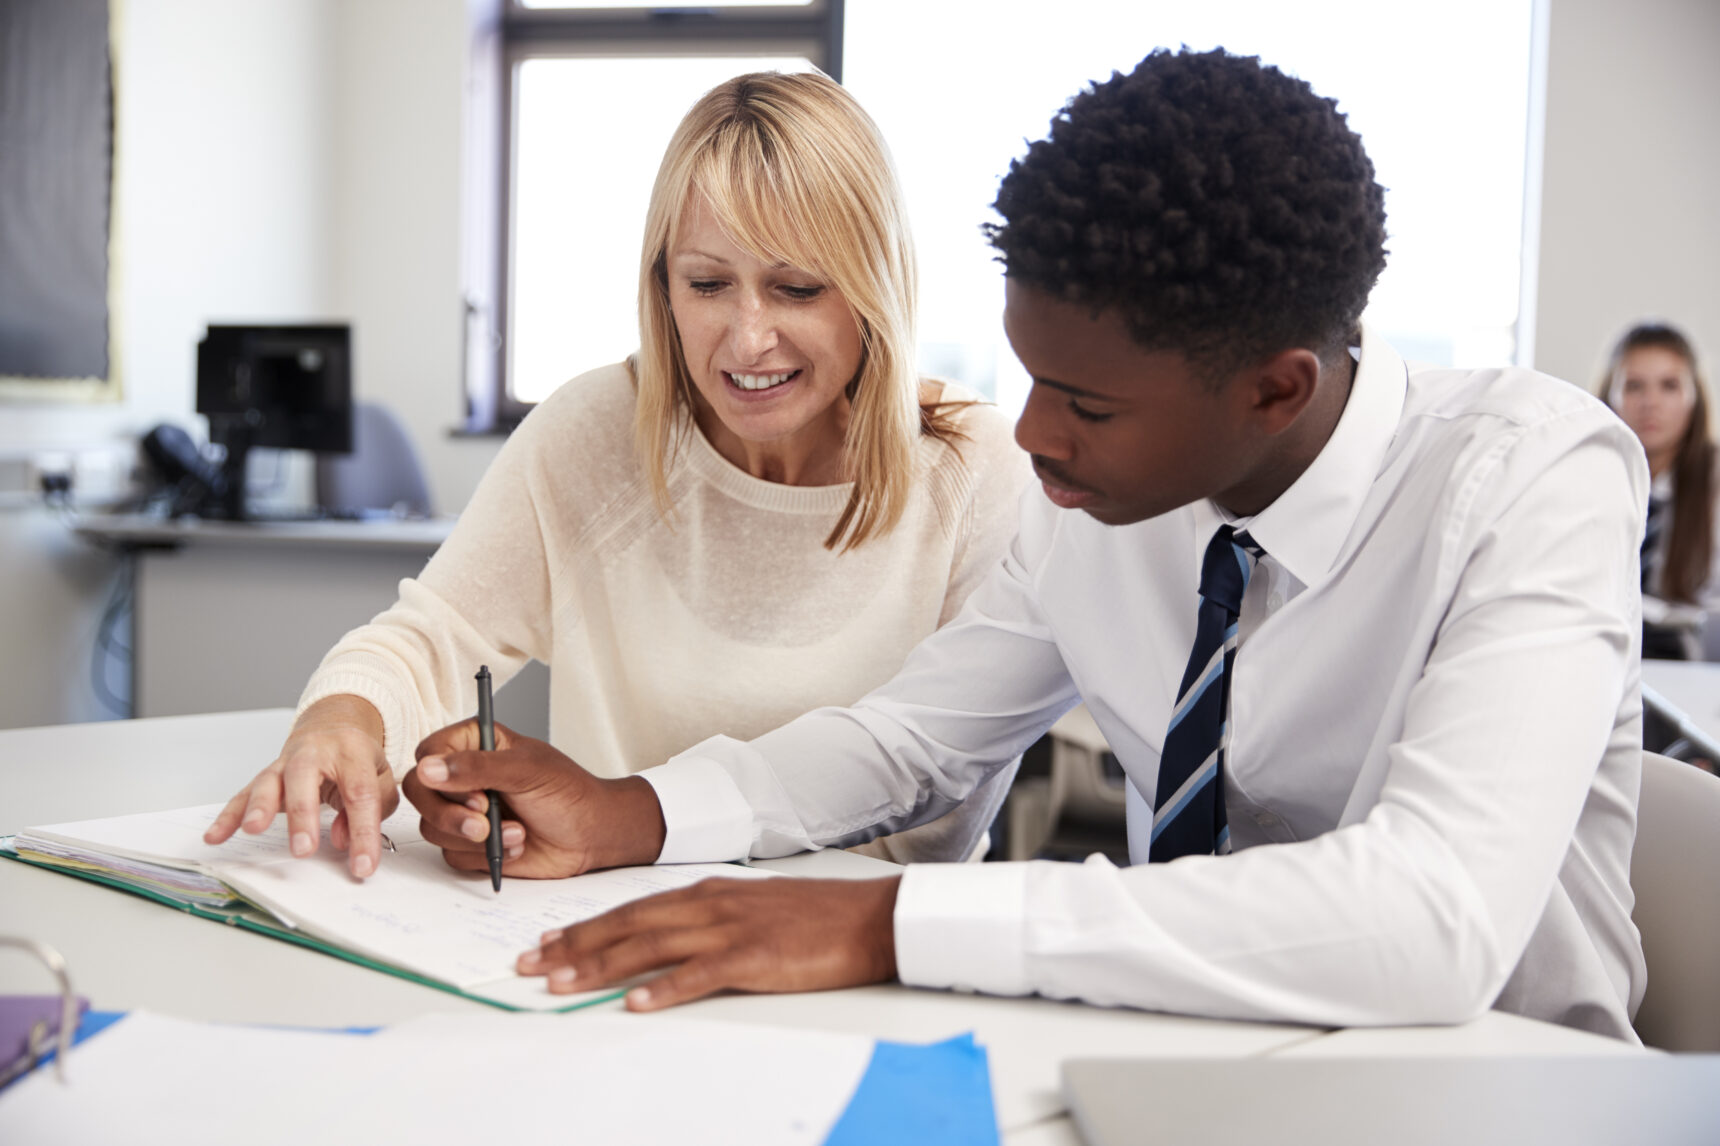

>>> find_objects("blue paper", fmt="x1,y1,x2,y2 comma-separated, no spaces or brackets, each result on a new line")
824,1032,999,1146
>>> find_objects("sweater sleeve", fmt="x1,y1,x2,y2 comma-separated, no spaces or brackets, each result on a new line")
297,367,621,776
938,394,1036,625
848,392,1035,864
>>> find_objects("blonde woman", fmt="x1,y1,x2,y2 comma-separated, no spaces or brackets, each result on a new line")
205,72,1031,874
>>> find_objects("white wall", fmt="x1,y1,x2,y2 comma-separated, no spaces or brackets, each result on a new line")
0,0,341,729
3,1,1717,729
1535,0,1720,390
327,0,501,517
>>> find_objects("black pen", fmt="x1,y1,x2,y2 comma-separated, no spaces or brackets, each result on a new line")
476,665,503,893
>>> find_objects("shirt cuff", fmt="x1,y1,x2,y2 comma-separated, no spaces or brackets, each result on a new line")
639,756,756,864
893,861,1030,996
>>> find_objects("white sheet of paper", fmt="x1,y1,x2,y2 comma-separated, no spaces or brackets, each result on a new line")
367,1011,874,1142
0,1010,873,1146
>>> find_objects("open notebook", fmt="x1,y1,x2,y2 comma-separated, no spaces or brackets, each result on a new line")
4,804,771,1011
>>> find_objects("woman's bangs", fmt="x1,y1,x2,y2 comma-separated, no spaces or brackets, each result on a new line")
687,134,845,285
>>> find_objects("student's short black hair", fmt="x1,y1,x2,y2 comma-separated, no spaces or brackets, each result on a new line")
986,48,1388,377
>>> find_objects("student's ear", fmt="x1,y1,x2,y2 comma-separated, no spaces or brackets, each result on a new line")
1244,348,1322,436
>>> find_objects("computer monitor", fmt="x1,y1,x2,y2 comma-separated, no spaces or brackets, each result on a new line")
195,324,353,520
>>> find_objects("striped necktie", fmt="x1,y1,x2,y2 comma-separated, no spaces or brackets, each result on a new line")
1149,525,1265,863
1642,495,1667,591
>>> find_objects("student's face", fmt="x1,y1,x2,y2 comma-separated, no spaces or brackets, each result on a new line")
665,197,863,453
1005,280,1264,526
1611,345,1697,461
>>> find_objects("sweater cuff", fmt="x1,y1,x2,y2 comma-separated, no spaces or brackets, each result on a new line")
894,861,1030,996
640,756,756,864
297,669,418,780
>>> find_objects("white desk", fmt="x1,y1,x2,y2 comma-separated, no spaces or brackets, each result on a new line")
1642,659,1720,751
0,710,1640,1142
70,513,550,738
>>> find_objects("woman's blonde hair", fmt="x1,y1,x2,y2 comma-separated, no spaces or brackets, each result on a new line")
635,71,954,551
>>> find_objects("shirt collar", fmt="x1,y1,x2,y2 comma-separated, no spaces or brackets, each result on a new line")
1192,324,1408,587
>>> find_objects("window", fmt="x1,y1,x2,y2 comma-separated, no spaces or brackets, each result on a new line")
472,0,1540,426
465,1,841,431
843,0,1540,414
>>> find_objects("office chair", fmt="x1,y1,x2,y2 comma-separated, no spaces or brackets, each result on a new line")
1003,706,1129,863
314,403,433,518
1631,750,1720,1051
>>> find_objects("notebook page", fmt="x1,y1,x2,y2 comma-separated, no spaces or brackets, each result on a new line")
217,840,773,993
17,803,424,873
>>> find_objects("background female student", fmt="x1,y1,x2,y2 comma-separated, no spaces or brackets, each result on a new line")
1600,322,1718,660
204,71,1031,875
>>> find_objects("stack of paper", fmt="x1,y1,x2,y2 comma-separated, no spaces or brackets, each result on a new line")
13,806,253,909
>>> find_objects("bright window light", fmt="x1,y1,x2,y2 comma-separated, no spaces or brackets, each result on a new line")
846,0,1536,413
510,55,815,403
519,1,811,7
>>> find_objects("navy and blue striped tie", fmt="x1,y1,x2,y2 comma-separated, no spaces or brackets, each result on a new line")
1149,525,1264,863
1642,495,1667,591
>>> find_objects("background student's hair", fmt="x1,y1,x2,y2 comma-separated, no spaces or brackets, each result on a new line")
1600,322,1714,604
634,70,959,551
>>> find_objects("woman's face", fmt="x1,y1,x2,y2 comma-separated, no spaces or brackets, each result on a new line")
665,197,863,463
1612,345,1698,462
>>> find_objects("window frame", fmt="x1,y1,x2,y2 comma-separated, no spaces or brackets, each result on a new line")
461,1,845,434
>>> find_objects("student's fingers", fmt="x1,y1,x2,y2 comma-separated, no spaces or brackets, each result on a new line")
434,838,527,873
415,719,480,761
418,812,488,853
414,745,567,800
520,878,902,999
404,766,492,845
415,718,522,762
521,884,723,973
540,924,732,995
624,951,763,1011
419,813,524,855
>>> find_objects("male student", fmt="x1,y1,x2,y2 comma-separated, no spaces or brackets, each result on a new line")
407,48,1648,1040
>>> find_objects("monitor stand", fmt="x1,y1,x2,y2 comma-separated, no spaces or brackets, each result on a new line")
204,417,257,521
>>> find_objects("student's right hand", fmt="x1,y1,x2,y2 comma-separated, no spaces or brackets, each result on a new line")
202,695,398,879
403,721,666,880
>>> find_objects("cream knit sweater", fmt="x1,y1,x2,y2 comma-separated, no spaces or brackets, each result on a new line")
299,362,1033,863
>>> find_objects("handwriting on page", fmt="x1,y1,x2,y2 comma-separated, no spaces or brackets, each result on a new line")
220,843,772,990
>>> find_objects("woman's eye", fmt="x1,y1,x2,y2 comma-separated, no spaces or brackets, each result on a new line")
1068,399,1112,424
688,280,725,296
780,284,824,301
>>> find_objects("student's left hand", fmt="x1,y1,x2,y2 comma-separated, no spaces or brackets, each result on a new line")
515,875,902,1008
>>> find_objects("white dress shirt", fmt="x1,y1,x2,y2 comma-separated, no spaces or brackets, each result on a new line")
642,331,1650,1041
